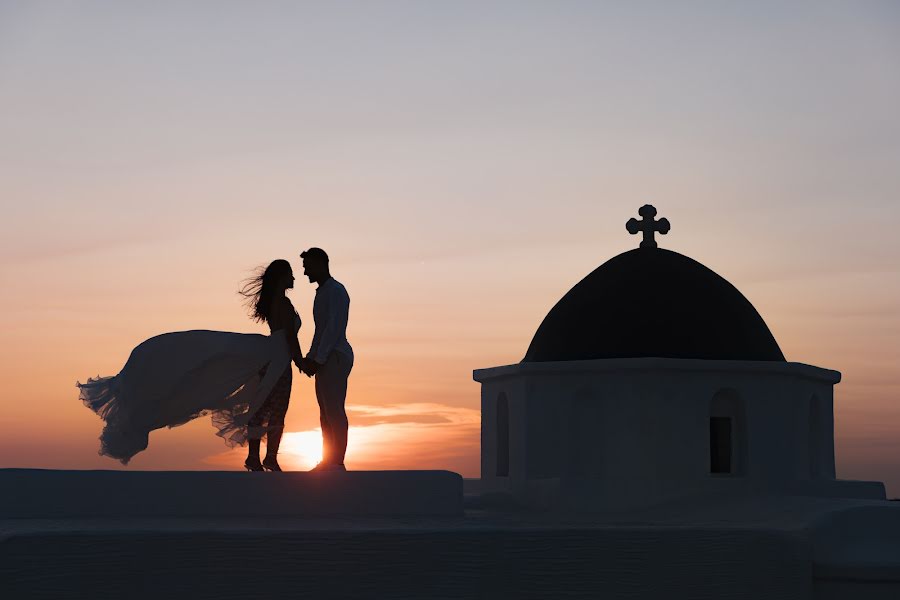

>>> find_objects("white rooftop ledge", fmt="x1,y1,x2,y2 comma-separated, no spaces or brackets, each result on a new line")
0,469,464,518
474,357,841,384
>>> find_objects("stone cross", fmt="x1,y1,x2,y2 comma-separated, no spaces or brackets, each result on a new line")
626,205,670,249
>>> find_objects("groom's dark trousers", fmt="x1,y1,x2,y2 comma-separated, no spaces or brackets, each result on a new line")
315,350,354,465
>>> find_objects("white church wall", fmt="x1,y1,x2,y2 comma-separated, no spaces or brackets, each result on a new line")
479,377,529,494
809,392,836,480
525,386,562,479
474,358,881,510
738,375,834,486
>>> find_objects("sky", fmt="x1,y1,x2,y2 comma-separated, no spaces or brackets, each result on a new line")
0,2,898,493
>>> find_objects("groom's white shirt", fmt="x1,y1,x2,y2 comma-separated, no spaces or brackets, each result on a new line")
309,277,353,365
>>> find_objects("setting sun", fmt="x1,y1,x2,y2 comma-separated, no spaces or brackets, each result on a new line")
278,430,323,471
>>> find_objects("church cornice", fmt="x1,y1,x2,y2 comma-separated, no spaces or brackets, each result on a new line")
474,357,840,385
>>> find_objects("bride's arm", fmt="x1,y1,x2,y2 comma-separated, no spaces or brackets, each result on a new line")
279,297,304,367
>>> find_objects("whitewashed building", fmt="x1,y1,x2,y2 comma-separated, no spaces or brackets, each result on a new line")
475,206,885,510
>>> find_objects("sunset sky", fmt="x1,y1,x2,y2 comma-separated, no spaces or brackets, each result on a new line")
1,2,898,494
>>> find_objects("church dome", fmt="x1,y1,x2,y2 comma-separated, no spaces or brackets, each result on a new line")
523,247,785,363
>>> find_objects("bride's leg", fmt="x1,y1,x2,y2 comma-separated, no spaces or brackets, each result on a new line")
245,411,264,470
245,438,263,471
247,439,261,461
262,369,291,471
264,426,283,462
262,421,284,471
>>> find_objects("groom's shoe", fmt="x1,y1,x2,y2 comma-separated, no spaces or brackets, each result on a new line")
309,462,346,472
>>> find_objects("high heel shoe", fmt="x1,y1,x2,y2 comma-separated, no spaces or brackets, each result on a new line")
262,457,282,472
244,458,263,472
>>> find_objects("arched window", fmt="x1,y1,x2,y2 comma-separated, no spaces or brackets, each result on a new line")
709,389,746,475
496,392,509,477
709,416,732,474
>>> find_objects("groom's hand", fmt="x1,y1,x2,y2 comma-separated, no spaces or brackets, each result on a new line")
304,358,320,377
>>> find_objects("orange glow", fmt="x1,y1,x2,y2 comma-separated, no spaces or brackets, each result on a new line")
204,403,481,474
279,430,324,470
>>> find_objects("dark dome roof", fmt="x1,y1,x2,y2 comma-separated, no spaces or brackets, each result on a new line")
523,248,785,363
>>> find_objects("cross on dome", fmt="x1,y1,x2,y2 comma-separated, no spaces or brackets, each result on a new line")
626,205,670,249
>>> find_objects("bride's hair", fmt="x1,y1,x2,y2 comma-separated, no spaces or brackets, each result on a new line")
238,259,292,323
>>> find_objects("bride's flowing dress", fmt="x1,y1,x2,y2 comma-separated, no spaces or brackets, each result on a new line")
77,328,292,464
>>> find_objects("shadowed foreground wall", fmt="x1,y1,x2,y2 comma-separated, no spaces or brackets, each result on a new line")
1,526,810,599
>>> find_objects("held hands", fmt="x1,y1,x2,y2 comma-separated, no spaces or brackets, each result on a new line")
294,356,306,373
297,357,319,378
305,358,320,377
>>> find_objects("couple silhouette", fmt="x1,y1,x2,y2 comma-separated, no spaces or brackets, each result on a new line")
77,248,353,473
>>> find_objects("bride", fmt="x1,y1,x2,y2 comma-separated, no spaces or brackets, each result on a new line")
77,259,305,471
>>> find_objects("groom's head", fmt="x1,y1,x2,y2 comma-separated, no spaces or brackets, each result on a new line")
301,247,330,283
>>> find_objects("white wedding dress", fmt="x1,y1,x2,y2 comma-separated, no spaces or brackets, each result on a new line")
77,327,292,464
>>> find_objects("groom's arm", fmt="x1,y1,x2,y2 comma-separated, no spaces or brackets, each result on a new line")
312,286,348,365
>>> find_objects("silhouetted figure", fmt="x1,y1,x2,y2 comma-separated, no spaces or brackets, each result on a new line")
239,260,305,471
76,259,305,467
300,248,354,472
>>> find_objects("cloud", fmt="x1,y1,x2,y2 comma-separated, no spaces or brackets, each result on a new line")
348,413,452,425
348,402,476,423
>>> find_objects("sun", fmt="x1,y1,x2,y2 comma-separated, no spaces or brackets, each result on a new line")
278,430,323,470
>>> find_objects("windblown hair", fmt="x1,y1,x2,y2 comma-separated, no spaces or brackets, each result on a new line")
238,259,292,323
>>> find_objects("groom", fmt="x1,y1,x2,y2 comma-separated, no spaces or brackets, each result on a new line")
300,247,354,472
